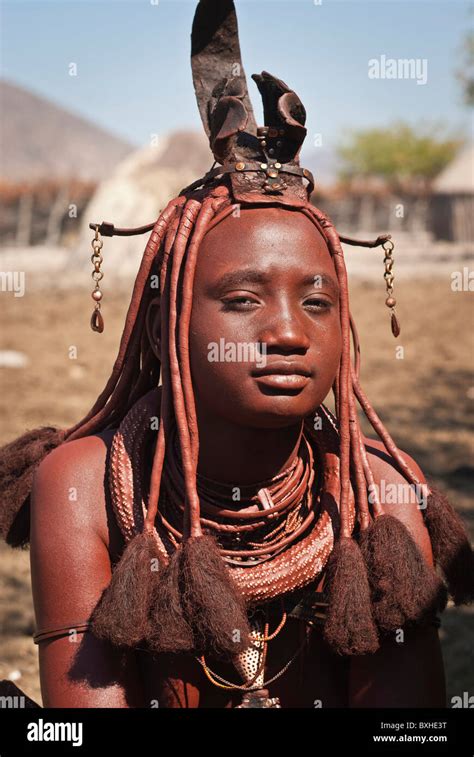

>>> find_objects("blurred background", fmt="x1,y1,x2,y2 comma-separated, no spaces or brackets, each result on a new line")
0,0,472,706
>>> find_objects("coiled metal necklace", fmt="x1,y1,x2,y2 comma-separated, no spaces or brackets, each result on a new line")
157,422,319,566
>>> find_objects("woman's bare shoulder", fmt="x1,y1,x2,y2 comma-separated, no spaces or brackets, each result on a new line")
31,428,120,552
364,437,426,483
363,436,433,566
29,429,145,706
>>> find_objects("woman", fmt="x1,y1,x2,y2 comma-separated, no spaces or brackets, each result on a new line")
0,0,472,708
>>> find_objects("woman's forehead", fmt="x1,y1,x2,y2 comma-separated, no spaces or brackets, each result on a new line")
198,206,333,273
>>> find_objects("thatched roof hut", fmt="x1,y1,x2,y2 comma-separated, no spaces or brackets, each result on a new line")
430,145,473,242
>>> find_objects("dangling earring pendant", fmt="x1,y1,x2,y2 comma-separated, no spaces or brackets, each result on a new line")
90,225,104,333
382,239,400,338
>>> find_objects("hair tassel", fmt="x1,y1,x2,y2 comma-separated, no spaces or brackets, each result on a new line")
90,529,165,647
324,535,379,655
422,485,474,605
359,513,448,633
0,426,66,547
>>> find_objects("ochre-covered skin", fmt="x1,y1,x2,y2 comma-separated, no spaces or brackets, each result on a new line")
29,208,446,707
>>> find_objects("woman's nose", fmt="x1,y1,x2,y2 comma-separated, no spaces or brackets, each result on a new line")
257,306,311,353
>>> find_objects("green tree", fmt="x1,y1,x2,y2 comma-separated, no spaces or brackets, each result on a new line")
337,123,463,192
456,30,474,106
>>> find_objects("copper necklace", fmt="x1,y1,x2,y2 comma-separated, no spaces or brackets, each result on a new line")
156,421,318,566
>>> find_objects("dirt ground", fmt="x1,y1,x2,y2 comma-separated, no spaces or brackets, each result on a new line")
0,275,472,706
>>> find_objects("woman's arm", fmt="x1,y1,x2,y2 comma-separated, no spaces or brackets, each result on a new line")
349,441,447,707
349,624,446,707
30,433,145,707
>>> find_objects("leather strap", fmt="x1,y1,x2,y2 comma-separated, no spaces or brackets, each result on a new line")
339,233,392,248
88,218,389,251
88,221,156,237
179,161,315,196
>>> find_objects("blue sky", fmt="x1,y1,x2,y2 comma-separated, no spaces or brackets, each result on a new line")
1,0,472,167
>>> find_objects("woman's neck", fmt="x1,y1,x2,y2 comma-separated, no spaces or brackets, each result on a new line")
194,410,305,486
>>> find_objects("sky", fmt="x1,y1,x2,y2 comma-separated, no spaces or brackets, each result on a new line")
1,0,472,168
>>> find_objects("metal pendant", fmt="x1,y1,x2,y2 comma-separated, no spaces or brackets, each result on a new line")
232,615,281,708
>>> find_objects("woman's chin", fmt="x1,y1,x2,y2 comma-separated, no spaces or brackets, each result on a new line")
231,398,318,430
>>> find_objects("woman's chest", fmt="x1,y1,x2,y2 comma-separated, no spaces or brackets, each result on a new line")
136,620,350,708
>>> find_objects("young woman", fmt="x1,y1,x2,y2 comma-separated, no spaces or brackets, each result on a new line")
1,0,472,708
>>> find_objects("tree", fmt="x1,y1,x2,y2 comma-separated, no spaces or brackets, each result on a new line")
337,123,463,192
456,30,474,107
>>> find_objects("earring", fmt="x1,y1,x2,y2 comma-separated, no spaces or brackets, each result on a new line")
90,225,104,333
382,239,400,338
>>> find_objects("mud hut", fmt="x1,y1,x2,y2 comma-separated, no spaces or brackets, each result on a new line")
430,145,473,242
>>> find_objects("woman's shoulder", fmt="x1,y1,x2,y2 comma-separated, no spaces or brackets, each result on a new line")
31,428,122,554
363,436,433,566
364,437,426,483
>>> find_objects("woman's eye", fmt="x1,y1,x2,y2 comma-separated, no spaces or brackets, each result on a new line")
304,298,332,312
221,296,259,311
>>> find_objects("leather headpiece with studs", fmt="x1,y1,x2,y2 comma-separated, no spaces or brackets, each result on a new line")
186,0,314,207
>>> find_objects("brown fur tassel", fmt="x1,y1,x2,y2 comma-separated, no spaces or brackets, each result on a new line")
181,535,250,656
0,426,66,547
179,534,251,657
129,535,252,656
147,547,195,653
423,487,474,604
359,514,448,633
323,536,380,656
90,531,163,647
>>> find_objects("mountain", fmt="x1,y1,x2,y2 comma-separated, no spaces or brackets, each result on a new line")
301,145,338,189
0,79,134,183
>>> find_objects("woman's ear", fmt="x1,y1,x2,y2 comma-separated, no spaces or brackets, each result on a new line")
146,296,161,361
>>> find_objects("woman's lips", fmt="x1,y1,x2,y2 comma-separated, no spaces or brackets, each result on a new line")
253,374,310,390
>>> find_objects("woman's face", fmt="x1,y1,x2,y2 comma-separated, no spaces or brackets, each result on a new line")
189,206,342,429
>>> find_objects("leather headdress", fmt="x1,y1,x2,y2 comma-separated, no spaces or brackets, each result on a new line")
186,0,314,206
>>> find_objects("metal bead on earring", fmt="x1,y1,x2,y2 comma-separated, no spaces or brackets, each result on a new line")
382,239,400,338
90,226,104,333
